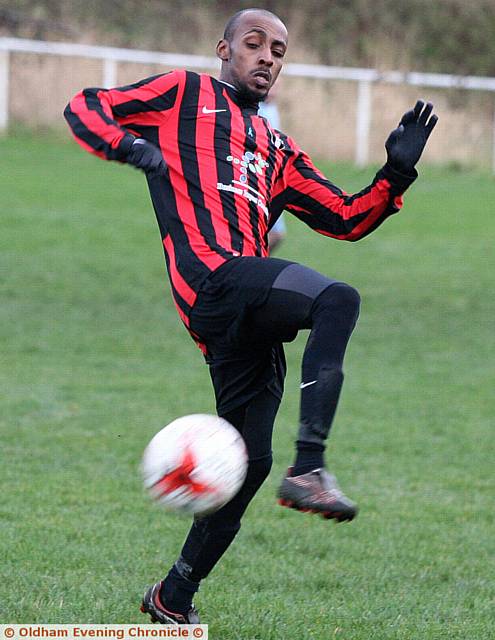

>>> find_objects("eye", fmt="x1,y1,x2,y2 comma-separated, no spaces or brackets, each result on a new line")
246,42,259,49
272,50,285,59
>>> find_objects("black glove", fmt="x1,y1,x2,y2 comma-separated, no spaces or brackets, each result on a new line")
126,138,167,174
385,100,438,174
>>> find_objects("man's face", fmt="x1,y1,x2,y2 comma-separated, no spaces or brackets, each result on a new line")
217,12,288,102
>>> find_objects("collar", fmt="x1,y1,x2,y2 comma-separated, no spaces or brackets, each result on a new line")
217,78,259,115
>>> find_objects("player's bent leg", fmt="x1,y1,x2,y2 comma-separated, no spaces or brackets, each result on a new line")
297,282,360,455
249,266,361,522
281,282,360,521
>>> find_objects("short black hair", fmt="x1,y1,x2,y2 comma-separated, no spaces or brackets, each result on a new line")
223,8,283,42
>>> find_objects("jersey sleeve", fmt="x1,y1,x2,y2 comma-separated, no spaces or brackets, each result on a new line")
63,70,183,161
271,135,417,241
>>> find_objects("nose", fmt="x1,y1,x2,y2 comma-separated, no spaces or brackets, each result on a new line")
258,46,274,67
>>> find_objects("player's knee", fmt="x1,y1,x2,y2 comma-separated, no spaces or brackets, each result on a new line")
330,282,361,314
316,282,361,321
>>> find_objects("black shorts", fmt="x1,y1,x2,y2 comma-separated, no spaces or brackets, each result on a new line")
189,257,338,415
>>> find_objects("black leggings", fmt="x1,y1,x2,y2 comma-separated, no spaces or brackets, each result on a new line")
251,275,361,447
171,387,279,583
169,270,360,584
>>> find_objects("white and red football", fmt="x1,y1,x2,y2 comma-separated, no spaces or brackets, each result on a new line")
142,414,248,516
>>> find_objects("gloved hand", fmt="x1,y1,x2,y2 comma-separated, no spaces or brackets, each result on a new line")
126,138,167,174
385,100,438,174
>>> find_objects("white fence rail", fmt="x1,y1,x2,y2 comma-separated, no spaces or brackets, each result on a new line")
2,36,495,172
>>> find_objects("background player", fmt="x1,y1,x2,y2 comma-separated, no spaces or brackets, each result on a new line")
258,84,288,251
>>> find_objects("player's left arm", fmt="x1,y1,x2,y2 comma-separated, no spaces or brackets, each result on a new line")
64,71,183,174
271,101,438,241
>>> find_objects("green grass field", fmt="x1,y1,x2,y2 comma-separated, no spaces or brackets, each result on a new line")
1,133,494,639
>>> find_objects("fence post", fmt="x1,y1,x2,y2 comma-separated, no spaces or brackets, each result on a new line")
102,58,117,88
0,49,9,132
355,79,372,167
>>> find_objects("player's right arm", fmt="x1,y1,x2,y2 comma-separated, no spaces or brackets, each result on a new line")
64,70,182,171
271,101,437,242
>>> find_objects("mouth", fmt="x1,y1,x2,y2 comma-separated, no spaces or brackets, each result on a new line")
252,70,272,88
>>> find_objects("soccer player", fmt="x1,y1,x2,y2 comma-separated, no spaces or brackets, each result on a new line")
64,8,437,625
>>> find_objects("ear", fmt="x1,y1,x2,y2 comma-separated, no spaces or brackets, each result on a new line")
216,39,230,62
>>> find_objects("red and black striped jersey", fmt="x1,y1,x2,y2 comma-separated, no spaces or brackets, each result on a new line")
64,69,416,333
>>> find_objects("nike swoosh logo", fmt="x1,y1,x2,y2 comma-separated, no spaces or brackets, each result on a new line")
300,380,317,389
202,106,227,114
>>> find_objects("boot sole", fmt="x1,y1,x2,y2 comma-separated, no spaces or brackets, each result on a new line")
278,498,356,522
